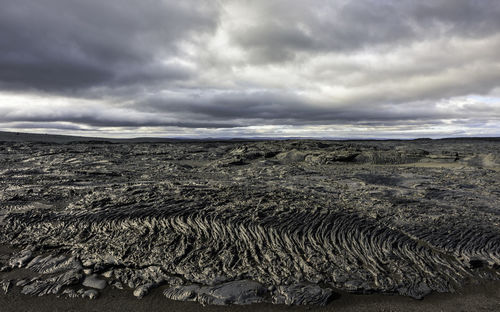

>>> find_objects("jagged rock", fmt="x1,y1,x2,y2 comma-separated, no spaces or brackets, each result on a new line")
83,269,93,275
82,260,96,267
82,289,99,299
1,279,11,294
111,281,124,289
344,280,365,292
16,278,36,287
398,282,433,300
164,280,266,305
9,249,34,268
276,150,307,162
272,284,332,305
101,270,113,278
21,280,58,296
26,254,82,274
21,270,82,296
305,152,359,164
164,285,200,301
112,266,179,290
57,269,83,285
197,280,266,305
133,282,155,298
60,288,80,298
82,275,107,290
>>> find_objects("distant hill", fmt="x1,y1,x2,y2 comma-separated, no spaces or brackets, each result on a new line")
0,131,263,143
0,131,180,143
0,130,498,144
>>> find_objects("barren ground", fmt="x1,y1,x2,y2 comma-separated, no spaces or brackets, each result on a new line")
1,133,499,310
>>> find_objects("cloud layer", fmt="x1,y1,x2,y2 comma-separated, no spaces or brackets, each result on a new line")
1,0,499,137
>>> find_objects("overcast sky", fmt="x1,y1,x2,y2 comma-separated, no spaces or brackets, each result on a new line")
1,0,500,138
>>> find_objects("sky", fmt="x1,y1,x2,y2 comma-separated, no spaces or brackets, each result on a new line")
1,0,500,139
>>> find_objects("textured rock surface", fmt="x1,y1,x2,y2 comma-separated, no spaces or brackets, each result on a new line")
164,280,266,305
273,284,333,305
82,275,107,290
0,138,499,305
0,279,11,294
164,285,201,302
20,269,82,296
82,289,99,300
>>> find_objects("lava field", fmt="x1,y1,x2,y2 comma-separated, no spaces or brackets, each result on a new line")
1,138,499,305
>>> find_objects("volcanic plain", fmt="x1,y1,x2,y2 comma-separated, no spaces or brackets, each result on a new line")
0,132,499,311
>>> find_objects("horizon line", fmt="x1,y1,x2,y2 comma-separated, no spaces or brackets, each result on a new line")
1,130,499,143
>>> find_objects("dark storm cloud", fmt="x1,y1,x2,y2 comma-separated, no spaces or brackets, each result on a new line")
0,108,238,128
0,0,216,92
226,0,500,63
0,0,500,137
140,91,497,127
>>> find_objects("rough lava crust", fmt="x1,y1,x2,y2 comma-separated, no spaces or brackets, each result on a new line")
0,137,499,305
